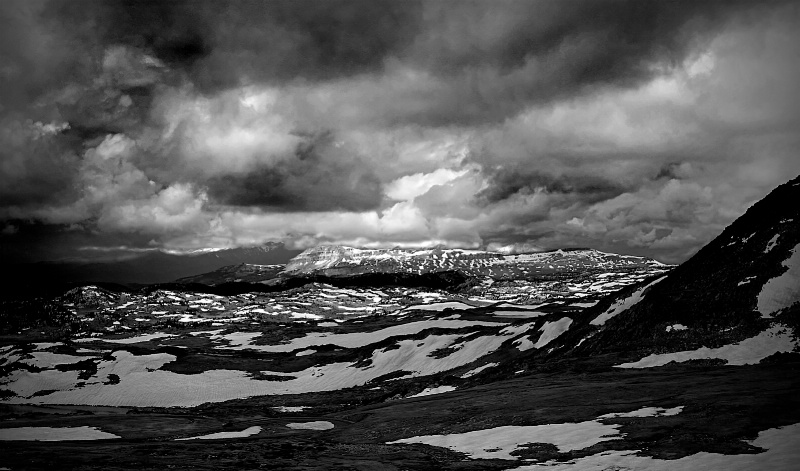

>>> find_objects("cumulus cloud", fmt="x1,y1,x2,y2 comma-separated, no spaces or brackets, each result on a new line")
1,0,799,263
385,167,471,201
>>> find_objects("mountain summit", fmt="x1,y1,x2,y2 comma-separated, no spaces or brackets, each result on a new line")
283,245,665,279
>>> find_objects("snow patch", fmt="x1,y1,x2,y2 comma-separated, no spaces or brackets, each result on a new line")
534,318,573,349
765,234,780,253
286,421,334,430
514,336,535,352
590,276,665,326
272,406,309,412
388,420,621,460
0,426,120,441
598,406,684,419
460,362,498,378
510,423,800,470
75,332,177,344
177,426,262,440
491,310,549,318
615,324,797,368
666,324,688,332
18,352,99,368
214,318,503,353
408,385,457,397
3,325,526,406
406,301,475,312
758,242,800,318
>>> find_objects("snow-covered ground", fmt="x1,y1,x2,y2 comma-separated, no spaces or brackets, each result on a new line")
510,424,800,471
460,363,498,378
590,276,665,326
177,426,262,440
0,426,120,441
390,404,799,468
272,406,309,412
17,351,99,368
405,301,475,312
533,317,573,349
389,420,622,460
286,421,334,430
598,406,683,419
758,242,800,318
615,324,797,368
1,319,534,407
666,324,688,332
211,316,504,353
408,385,457,398
76,332,177,344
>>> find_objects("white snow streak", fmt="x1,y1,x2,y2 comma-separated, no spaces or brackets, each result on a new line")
388,421,621,460
590,276,665,326
3,325,526,407
212,318,503,353
765,234,780,253
758,242,800,318
177,426,262,440
460,363,498,378
534,318,573,349
286,421,334,430
598,406,684,419
510,423,800,470
0,426,120,441
666,324,688,332
408,385,457,398
615,324,797,368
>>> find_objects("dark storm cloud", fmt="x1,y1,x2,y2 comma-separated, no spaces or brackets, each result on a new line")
191,0,423,89
0,118,81,208
21,0,772,126
1,0,798,264
654,161,696,181
475,169,629,206
206,131,383,212
46,0,423,91
0,219,161,264
389,0,787,126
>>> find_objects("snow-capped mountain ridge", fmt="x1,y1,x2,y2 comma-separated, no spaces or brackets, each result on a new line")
282,245,666,278
283,245,501,273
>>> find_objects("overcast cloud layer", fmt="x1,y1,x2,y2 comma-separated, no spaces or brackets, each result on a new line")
2,0,799,264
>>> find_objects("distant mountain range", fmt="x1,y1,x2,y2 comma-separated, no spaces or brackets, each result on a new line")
6,237,670,298
172,246,667,286
9,243,302,291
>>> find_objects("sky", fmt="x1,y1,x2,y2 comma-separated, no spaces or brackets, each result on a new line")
1,0,799,265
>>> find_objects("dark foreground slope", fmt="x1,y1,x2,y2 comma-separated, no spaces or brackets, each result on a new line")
554,174,800,363
2,362,798,470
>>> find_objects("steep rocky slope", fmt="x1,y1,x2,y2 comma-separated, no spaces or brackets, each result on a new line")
543,175,800,364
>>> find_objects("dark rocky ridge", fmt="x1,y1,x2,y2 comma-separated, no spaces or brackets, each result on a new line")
556,174,800,360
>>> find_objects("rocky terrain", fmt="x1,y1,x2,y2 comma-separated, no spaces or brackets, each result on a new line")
284,245,665,279
1,177,799,469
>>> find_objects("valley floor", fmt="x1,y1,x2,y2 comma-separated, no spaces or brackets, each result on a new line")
2,358,799,470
